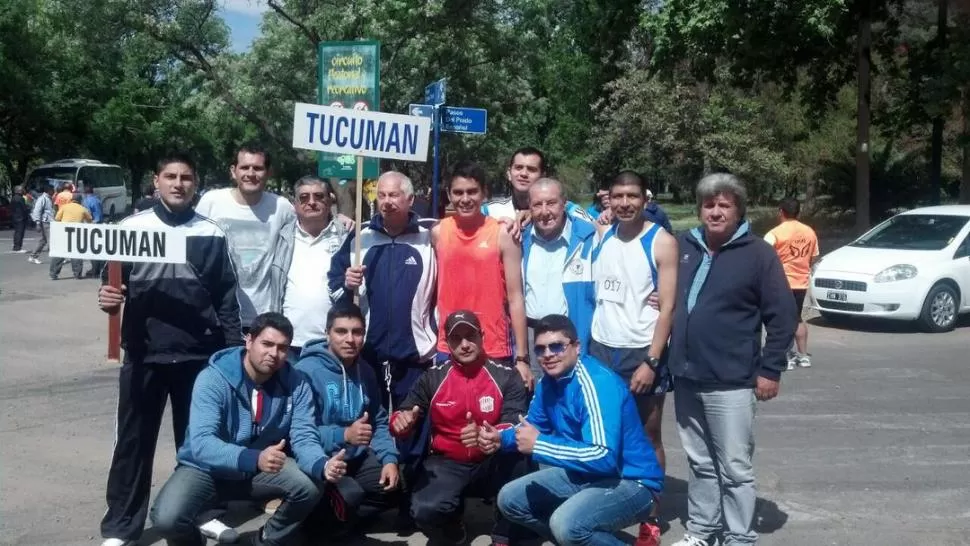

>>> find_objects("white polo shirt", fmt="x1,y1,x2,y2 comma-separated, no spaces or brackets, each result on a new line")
282,220,347,347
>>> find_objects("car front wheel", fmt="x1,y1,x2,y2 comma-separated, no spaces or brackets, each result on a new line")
919,282,959,333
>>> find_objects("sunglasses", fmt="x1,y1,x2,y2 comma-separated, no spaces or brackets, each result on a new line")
533,341,573,356
297,192,328,204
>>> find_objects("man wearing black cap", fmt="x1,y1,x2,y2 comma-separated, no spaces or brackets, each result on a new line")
390,310,531,546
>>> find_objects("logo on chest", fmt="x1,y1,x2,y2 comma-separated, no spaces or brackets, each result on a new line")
479,395,495,413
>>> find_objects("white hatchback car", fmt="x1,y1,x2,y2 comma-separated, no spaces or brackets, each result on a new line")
809,205,970,332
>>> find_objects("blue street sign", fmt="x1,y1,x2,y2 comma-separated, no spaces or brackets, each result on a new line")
408,103,433,118
424,79,446,106
441,106,488,135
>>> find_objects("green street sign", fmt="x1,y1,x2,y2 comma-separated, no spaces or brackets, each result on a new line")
317,41,381,179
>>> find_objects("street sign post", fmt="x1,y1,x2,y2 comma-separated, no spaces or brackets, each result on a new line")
441,106,488,135
424,79,446,105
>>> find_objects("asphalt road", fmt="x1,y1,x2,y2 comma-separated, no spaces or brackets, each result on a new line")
2,230,969,546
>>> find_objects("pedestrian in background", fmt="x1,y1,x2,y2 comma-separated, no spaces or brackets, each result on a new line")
83,186,105,278
10,185,29,253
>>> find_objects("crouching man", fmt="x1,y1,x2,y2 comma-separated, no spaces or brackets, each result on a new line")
149,313,343,546
391,310,532,546
295,303,400,533
483,314,664,546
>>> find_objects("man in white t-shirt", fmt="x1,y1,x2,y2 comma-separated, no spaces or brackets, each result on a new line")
278,175,348,360
195,143,296,331
589,170,678,546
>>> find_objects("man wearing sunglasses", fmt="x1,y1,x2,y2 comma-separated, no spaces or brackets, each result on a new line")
275,175,348,360
390,310,531,546
481,314,663,546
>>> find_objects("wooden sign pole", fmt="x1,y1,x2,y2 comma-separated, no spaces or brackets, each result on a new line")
107,261,122,363
353,155,364,305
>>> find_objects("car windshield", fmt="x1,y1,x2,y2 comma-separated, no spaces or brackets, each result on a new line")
26,167,76,192
850,214,969,250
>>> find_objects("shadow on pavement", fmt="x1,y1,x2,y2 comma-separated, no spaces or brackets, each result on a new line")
807,313,970,333
659,476,789,538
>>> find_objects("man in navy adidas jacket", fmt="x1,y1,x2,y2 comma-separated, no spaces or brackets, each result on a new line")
666,173,796,546
96,153,242,546
484,314,663,546
328,172,437,461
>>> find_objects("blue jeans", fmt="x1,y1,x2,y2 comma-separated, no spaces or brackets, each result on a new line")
150,458,322,546
675,381,757,545
497,467,656,546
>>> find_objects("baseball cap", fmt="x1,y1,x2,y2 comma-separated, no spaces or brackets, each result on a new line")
444,310,482,338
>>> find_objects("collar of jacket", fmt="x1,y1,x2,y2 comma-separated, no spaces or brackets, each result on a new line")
153,201,195,227
369,210,420,236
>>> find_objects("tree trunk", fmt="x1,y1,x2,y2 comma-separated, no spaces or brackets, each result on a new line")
929,0,949,205
856,0,872,233
961,88,970,204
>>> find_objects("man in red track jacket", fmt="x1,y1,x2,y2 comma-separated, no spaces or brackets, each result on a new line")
391,310,531,546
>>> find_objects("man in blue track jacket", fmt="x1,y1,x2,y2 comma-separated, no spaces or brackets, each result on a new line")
295,303,400,533
520,178,597,377
481,315,663,546
150,313,342,546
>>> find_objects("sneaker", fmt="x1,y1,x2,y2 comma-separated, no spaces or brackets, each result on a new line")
797,354,812,368
13,249,27,253
101,539,134,546
634,521,661,546
28,256,42,264
200,518,240,543
670,534,708,546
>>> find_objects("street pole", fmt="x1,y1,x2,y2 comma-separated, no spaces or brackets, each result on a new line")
431,104,442,218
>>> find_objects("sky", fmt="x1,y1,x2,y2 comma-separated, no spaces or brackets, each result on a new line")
221,0,267,52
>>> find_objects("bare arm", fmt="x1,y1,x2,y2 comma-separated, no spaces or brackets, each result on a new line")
499,229,528,360
648,231,678,360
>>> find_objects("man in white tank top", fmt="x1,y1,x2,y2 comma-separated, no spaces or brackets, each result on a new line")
589,170,678,546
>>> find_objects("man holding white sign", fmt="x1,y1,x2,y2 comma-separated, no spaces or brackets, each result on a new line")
95,153,242,546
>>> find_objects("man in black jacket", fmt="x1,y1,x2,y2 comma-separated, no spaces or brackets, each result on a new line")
667,173,796,546
10,185,29,252
96,152,242,546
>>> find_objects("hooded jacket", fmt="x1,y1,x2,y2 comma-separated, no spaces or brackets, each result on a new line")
521,216,598,348
668,222,796,387
294,339,398,465
177,347,328,481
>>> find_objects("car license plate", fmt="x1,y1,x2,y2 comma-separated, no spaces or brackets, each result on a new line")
827,290,848,302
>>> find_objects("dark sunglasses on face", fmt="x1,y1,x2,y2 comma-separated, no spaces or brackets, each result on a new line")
298,192,328,204
534,341,572,357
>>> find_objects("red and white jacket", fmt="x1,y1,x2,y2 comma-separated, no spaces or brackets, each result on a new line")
391,358,527,463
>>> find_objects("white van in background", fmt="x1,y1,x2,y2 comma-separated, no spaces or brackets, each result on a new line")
26,159,128,221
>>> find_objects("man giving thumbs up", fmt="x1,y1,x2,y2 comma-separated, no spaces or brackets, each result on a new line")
295,304,400,536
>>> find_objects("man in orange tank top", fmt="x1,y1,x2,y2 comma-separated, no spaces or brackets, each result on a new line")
431,161,535,392
764,198,819,369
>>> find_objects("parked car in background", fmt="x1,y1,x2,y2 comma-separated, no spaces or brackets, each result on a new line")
810,205,970,332
25,159,128,221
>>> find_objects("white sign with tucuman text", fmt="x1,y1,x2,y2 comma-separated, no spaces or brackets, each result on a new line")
50,223,187,264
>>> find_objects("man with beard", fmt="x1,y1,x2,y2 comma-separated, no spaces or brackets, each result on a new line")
390,310,531,546
97,153,241,546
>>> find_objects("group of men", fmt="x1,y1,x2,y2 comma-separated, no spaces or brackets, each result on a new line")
13,181,105,278
95,142,803,546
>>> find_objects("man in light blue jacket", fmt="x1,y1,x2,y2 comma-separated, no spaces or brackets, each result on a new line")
521,178,597,376
295,303,400,533
150,313,343,546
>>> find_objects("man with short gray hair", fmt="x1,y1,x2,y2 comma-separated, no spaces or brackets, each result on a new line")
328,171,438,507
276,175,348,359
521,177,598,376
668,173,796,546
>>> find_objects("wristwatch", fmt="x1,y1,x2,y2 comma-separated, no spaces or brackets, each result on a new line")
646,356,661,370
515,355,530,365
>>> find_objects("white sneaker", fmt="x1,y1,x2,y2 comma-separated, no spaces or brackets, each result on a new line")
670,534,709,546
28,256,42,264
199,518,240,543
101,539,133,546
797,354,812,368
